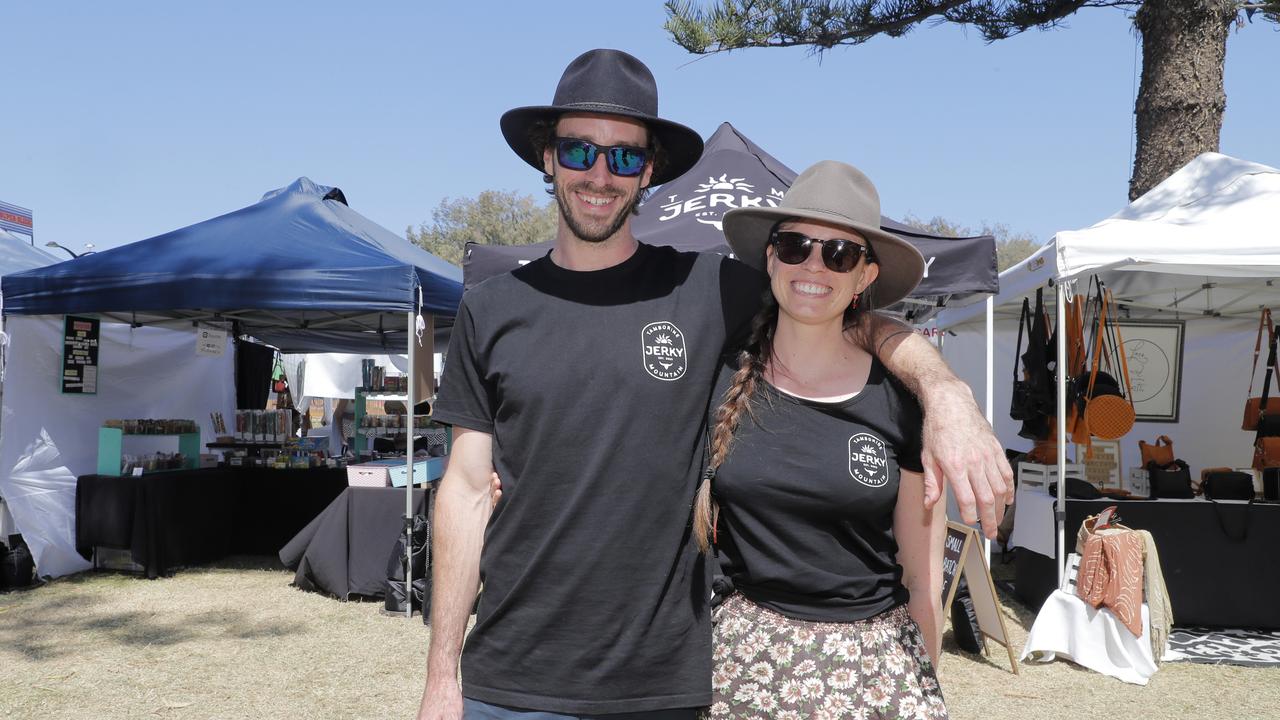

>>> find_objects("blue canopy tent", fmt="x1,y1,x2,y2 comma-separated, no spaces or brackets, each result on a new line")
1,178,460,601
3,178,461,349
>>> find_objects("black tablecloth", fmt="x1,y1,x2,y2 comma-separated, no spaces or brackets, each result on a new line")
76,467,349,578
279,486,431,599
1015,498,1280,629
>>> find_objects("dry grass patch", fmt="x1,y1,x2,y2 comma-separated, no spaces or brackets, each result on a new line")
1,555,1278,719
1,557,431,720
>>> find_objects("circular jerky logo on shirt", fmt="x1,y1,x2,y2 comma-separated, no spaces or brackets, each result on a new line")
641,321,688,381
848,433,889,487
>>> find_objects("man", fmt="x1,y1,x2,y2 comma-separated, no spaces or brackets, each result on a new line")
420,49,1010,720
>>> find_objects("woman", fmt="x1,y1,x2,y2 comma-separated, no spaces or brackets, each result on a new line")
696,160,947,719
332,397,356,456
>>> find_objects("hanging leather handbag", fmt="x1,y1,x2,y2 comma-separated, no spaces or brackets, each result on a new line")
1264,468,1280,502
1203,470,1256,501
1243,309,1280,430
1068,285,1100,447
1147,460,1193,499
1010,298,1035,422
1015,289,1057,440
1253,324,1280,471
1139,436,1175,467
1255,438,1280,471
1071,286,1105,450
1083,288,1136,440
1259,414,1280,438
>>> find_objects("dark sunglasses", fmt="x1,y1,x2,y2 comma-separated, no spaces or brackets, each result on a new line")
553,137,649,177
770,230,872,273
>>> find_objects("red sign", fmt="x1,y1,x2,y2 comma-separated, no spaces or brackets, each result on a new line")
0,210,32,228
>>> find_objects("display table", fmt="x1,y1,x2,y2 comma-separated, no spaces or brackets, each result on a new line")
279,486,432,599
1013,496,1280,628
75,467,349,578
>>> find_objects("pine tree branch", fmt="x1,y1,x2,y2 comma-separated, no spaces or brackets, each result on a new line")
665,0,1152,49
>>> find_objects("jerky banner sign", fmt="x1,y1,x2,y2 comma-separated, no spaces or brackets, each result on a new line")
62,315,100,394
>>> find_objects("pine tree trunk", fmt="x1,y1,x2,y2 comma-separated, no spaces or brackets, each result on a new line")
1129,0,1236,200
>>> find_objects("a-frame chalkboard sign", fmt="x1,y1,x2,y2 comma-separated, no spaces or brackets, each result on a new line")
940,521,1019,674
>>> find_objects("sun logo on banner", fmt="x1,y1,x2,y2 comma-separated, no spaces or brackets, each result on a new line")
695,175,754,194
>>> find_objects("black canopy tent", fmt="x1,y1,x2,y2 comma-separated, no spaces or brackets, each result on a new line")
462,122,998,315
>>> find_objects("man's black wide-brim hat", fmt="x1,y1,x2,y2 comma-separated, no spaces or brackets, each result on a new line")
500,49,703,186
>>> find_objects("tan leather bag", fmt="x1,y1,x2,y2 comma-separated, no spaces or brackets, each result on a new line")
1082,289,1136,441
1255,437,1280,471
1065,294,1090,444
1244,309,1280,430
1139,436,1175,467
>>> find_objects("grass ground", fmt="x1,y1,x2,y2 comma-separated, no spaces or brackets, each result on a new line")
2,556,1277,720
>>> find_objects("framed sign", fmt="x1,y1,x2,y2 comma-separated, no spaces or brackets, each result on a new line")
61,315,100,394
1118,320,1184,422
1083,439,1122,491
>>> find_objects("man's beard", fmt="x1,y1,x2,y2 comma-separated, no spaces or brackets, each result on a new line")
553,175,644,244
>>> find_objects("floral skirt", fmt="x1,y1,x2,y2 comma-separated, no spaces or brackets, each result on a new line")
706,594,948,720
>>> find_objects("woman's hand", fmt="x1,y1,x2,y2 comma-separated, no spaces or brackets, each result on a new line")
489,472,502,509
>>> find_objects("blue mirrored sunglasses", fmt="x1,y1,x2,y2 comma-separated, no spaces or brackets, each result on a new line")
554,137,649,177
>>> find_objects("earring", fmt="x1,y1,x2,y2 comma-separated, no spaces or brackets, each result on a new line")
850,293,861,310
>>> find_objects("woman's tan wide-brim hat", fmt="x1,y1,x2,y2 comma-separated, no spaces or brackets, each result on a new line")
722,160,925,309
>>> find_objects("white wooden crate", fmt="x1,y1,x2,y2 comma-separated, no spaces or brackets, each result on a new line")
1017,461,1085,493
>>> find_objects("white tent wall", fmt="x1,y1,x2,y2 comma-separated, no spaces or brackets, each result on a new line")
944,308,1264,474
287,352,408,400
0,316,236,578
937,153,1280,475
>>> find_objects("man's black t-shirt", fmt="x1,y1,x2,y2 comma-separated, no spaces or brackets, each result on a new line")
711,356,924,622
432,243,764,714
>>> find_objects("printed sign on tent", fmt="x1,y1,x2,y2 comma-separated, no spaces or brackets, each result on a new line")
61,315,99,394
196,326,227,357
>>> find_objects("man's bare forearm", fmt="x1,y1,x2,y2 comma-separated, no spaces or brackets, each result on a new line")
855,312,1012,535
857,312,968,403
421,430,495,716
425,477,490,687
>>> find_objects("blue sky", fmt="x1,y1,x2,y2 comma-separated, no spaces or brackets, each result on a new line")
2,2,1276,256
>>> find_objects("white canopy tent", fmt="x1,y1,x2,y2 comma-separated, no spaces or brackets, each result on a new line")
935,152,1280,583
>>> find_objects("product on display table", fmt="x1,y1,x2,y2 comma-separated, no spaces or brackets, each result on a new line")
102,418,198,434
232,409,294,443
346,456,446,488
1013,498,1280,628
351,387,449,458
360,359,407,393
97,421,201,476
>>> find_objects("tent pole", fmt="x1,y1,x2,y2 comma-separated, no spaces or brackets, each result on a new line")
985,294,994,562
406,310,416,619
1055,282,1068,588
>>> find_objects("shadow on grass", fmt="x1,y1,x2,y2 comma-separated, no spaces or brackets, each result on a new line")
194,555,289,572
0,557,307,662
